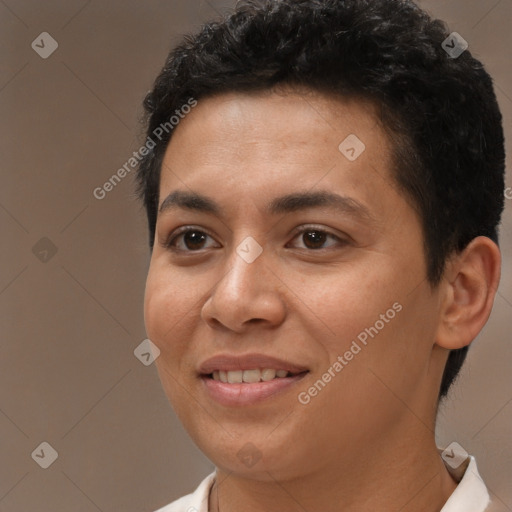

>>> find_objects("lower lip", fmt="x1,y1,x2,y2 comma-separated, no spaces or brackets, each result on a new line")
201,373,308,406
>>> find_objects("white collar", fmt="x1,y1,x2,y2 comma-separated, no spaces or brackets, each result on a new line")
440,455,490,512
154,453,490,512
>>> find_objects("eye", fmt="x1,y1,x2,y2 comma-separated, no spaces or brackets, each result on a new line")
287,226,347,250
164,227,220,252
162,225,348,253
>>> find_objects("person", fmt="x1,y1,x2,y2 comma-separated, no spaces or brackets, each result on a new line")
134,0,505,510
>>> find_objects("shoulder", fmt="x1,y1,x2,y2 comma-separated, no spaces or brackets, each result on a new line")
152,472,216,512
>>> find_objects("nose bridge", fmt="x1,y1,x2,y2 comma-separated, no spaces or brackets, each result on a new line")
235,234,265,266
215,197,271,289
201,233,286,330
222,233,269,298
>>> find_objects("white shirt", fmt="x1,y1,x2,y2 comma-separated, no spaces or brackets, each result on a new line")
154,454,492,512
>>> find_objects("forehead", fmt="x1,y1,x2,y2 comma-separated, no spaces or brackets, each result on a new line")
158,88,401,218
163,87,386,160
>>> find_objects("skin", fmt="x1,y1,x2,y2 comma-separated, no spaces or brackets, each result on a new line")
144,87,501,512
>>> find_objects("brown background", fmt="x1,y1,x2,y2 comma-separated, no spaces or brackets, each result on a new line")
1,1,511,511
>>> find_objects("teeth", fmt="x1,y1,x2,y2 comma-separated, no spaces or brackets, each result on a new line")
261,369,277,381
227,370,243,383
242,369,261,383
211,368,293,382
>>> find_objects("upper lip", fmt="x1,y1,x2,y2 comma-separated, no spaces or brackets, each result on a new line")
198,354,309,375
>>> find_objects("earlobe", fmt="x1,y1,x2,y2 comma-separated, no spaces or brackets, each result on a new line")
435,236,501,350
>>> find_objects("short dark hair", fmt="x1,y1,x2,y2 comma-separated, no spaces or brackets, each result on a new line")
135,0,505,399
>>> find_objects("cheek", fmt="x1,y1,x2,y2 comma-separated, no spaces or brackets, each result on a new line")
143,272,168,347
299,257,432,402
143,266,197,354
144,270,199,408
295,264,398,349
316,281,438,414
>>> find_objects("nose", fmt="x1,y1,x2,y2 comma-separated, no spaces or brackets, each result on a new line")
200,242,287,333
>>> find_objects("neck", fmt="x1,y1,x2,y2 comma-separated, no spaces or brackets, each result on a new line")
209,431,458,512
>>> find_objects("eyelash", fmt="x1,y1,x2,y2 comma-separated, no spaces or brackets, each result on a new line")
163,225,348,253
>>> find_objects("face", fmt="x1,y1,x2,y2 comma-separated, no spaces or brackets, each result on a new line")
144,88,445,480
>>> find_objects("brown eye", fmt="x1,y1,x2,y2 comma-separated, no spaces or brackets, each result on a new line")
181,231,208,250
165,228,219,252
301,230,329,249
288,227,345,250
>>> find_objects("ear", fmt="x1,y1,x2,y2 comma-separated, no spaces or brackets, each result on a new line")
435,236,501,350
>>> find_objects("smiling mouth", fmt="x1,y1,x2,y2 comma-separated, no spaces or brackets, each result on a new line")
205,369,308,383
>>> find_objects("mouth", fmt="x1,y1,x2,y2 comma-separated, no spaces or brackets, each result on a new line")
205,368,307,384
198,353,309,406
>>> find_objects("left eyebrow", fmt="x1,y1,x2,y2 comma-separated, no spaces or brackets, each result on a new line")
266,190,374,222
158,189,375,223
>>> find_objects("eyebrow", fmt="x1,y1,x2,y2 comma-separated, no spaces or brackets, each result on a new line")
158,189,374,222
